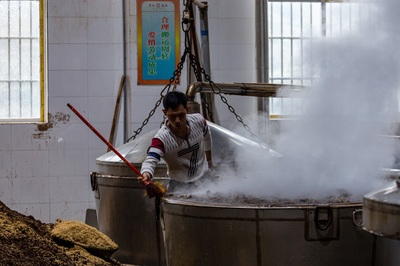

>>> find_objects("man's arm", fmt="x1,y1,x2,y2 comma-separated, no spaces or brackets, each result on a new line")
139,137,164,184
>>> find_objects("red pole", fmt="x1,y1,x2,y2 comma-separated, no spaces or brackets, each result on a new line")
67,103,142,177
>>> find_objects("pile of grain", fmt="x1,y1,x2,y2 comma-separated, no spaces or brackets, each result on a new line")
0,200,120,266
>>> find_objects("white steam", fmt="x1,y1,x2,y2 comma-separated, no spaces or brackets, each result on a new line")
194,0,400,201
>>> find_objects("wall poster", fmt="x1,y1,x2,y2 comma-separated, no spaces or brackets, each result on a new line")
137,0,180,85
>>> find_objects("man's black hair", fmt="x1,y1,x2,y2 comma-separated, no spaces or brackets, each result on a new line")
163,91,188,110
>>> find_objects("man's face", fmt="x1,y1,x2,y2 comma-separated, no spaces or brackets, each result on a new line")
163,104,188,132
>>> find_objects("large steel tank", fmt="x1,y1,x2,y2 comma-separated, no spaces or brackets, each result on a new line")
160,197,373,266
92,129,168,265
92,121,276,265
160,168,400,266
91,174,167,265
363,170,400,239
361,170,400,265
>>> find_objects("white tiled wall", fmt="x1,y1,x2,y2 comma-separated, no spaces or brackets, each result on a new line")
0,0,256,223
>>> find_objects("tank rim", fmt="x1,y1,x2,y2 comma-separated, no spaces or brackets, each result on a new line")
161,197,362,209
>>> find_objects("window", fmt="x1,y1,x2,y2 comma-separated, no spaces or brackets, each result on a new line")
0,0,46,122
268,0,376,118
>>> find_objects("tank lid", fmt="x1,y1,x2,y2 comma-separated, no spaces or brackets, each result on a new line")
96,129,162,165
363,168,400,205
364,180,400,206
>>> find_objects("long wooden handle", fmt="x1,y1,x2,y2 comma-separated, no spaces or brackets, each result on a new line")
67,103,142,177
108,75,126,152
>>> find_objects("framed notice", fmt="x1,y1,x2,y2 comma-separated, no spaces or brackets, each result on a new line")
137,0,181,85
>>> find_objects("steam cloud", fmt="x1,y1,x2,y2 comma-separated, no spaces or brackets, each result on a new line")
194,0,400,201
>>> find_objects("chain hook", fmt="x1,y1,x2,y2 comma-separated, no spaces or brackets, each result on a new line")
181,0,192,33
182,10,191,25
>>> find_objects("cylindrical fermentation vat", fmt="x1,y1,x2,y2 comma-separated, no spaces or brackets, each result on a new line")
161,197,374,266
363,178,400,239
92,174,167,265
93,129,168,265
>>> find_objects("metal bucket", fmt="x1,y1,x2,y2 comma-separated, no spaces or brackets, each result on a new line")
160,197,374,266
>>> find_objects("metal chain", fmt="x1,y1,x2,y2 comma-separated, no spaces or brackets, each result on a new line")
188,53,259,141
200,93,214,122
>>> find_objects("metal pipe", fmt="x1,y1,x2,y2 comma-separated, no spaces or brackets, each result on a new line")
199,3,210,78
256,0,269,83
192,0,207,9
256,0,269,141
187,2,201,90
198,2,217,123
122,0,130,143
186,81,304,99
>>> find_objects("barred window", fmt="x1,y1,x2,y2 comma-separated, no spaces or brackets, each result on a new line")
0,0,45,122
268,0,375,118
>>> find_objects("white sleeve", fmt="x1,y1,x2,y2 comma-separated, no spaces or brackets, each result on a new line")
140,146,164,177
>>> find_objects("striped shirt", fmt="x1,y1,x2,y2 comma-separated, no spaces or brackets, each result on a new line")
141,113,212,183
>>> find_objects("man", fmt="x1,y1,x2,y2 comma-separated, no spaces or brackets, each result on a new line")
139,91,213,190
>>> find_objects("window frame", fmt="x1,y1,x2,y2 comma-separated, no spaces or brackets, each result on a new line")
0,0,47,123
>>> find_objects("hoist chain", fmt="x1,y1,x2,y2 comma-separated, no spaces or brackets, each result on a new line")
186,45,214,122
187,53,259,141
200,93,214,122
127,0,259,143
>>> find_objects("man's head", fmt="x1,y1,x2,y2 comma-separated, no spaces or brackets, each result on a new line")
163,91,189,132
163,91,188,111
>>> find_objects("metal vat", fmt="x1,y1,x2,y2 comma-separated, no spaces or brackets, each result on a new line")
160,197,374,266
93,129,168,265
360,170,400,266
92,174,167,265
362,169,400,239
